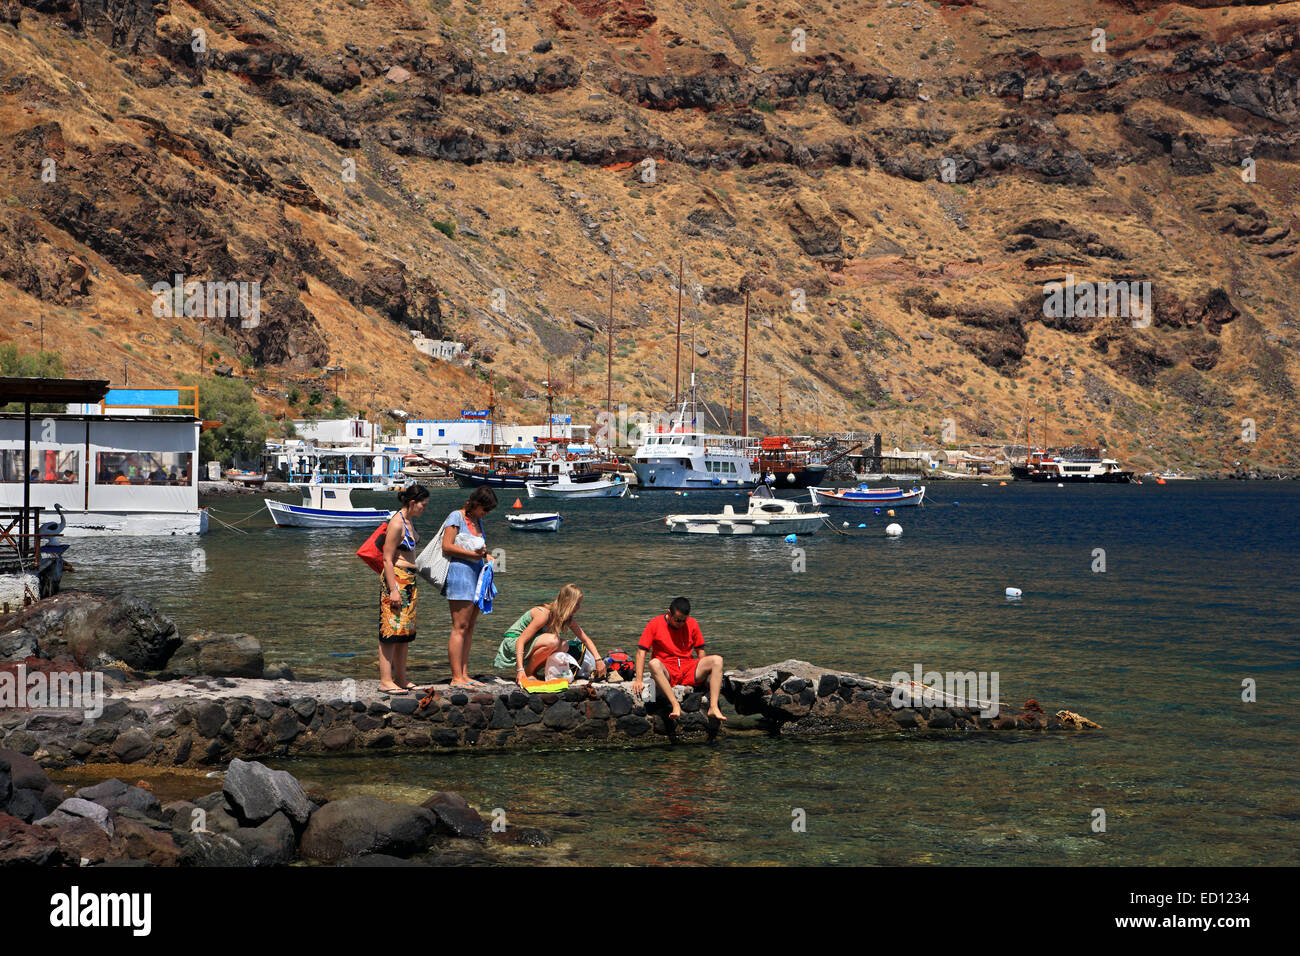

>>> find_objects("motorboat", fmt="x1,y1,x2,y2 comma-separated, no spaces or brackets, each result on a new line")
265,485,392,528
505,512,562,532
525,477,629,499
664,485,828,535
808,485,927,508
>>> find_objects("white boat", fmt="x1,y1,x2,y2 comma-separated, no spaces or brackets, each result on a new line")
265,485,392,528
505,512,562,532
1,398,209,536
664,486,828,535
525,478,628,499
630,374,762,490
809,485,926,508
267,443,409,490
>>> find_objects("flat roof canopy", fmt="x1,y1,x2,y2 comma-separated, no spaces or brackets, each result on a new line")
0,376,110,404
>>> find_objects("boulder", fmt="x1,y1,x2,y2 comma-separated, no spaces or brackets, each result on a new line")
74,779,161,817
175,830,251,866
780,189,842,258
36,797,113,836
52,817,114,865
299,796,436,862
421,791,488,839
223,759,313,825
230,810,297,866
0,591,180,671
165,631,264,679
0,750,62,822
0,812,70,866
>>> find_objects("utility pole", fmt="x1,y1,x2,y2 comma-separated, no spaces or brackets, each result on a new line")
198,321,206,377
39,314,44,351
674,256,683,407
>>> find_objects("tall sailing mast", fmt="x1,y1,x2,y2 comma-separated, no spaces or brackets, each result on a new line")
741,290,750,439
674,256,683,408
606,268,614,429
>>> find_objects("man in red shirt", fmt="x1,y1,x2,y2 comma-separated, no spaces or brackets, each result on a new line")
632,597,727,723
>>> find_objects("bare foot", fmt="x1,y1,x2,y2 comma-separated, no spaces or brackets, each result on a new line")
707,708,728,722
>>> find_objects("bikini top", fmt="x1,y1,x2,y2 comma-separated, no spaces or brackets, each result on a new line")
399,512,418,550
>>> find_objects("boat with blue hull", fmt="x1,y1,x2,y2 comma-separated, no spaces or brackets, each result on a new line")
808,485,926,508
265,485,392,528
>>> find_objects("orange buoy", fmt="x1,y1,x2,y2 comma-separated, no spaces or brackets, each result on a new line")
999,481,1007,486
1156,478,1166,485
513,498,523,509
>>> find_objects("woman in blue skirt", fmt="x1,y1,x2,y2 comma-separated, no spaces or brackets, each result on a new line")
439,485,497,688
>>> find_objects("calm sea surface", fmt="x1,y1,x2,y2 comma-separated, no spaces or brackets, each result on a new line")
66,482,1299,865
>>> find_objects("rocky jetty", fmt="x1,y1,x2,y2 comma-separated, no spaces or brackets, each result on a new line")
0,753,528,867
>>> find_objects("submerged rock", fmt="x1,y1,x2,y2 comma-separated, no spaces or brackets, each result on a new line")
299,796,436,862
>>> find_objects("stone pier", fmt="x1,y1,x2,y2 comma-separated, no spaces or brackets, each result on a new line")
0,659,1099,770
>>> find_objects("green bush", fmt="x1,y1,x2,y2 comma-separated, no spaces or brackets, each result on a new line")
182,374,268,467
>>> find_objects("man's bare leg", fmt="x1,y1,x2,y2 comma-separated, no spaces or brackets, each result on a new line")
694,655,728,721
647,659,681,720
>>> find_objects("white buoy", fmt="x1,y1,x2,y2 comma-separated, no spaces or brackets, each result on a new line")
1057,483,1064,488
1005,587,1022,599
885,523,903,537
842,521,850,527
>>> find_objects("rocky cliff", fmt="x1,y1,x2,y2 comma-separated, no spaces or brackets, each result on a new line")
1,0,1297,470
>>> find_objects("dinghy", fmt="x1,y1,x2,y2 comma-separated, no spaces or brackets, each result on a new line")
808,485,926,508
265,485,392,528
664,485,827,535
525,478,628,499
505,512,562,532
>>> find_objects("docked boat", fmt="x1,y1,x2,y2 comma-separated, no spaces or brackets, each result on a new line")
265,485,392,528
665,485,828,535
630,375,762,490
526,477,629,499
808,484,927,508
1011,449,1133,483
505,512,562,532
753,436,831,489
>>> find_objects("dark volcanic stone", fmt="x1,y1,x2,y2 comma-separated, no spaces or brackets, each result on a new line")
112,728,154,763
230,810,297,866
191,702,227,738
615,714,651,737
300,796,436,862
390,697,418,715
75,779,161,817
607,691,634,718
542,702,580,730
489,699,514,729
0,812,70,866
223,759,313,825
321,726,356,751
421,792,488,839
817,674,839,697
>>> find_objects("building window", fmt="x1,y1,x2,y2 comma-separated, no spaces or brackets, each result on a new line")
438,429,445,437
94,451,193,485
0,450,80,483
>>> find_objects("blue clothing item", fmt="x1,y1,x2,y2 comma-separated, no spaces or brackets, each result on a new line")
399,513,418,550
474,561,497,614
443,556,482,602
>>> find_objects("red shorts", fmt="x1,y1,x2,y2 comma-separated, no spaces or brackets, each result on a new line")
657,655,699,688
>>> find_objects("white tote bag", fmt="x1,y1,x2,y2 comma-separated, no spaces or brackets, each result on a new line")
415,517,452,586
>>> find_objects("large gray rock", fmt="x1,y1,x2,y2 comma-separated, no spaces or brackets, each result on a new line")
223,759,313,826
36,797,113,836
299,796,436,862
165,631,264,679
0,590,180,671
230,810,297,866
74,779,161,817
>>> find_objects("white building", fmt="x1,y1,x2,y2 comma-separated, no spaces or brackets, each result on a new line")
292,418,379,447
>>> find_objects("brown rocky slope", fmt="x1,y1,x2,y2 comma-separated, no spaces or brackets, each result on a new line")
1,0,1297,471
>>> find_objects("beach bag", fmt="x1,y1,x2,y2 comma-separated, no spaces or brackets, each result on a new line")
605,649,636,681
414,517,452,587
356,521,389,574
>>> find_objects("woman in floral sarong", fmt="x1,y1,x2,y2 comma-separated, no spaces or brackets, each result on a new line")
379,483,430,693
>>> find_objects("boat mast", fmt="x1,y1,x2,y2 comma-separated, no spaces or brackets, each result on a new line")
778,372,784,434
606,267,614,428
487,376,496,470
674,256,683,408
742,290,749,439
546,358,553,441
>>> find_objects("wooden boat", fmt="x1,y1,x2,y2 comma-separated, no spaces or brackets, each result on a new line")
665,485,827,535
265,485,392,528
808,485,926,508
526,478,628,499
505,512,562,532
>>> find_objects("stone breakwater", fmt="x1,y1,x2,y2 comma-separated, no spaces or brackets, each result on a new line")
1,660,1099,770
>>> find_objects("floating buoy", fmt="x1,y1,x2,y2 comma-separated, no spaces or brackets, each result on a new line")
887,509,895,517
953,501,959,506
1057,483,1064,488
857,523,866,529
885,523,903,537
873,507,881,515
784,533,797,543
512,498,522,509
1156,478,1166,485
999,481,1007,486
842,521,850,527
1005,587,1022,599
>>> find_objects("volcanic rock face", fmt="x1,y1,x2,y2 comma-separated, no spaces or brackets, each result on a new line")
0,0,1297,470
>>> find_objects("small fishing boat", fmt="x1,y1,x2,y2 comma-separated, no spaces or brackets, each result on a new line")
225,469,267,487
808,485,927,508
265,485,392,528
525,478,628,499
505,512,562,532
664,485,828,535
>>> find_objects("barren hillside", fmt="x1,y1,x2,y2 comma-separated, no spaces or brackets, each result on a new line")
1,0,1298,471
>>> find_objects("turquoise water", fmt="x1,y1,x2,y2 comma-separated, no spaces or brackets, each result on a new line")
66,482,1299,865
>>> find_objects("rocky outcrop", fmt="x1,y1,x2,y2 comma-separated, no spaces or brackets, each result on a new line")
299,795,436,862
0,590,179,672
163,631,264,680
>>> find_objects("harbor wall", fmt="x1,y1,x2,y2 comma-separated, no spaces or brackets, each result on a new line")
1,660,1099,770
